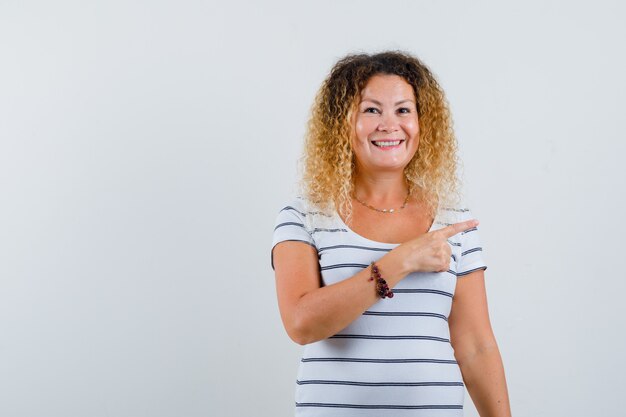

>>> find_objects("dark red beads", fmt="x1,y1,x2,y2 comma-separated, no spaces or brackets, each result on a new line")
370,262,394,299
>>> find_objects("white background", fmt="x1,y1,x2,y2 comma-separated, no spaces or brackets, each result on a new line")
1,1,625,416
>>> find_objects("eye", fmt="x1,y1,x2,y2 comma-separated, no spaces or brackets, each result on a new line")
397,107,412,114
363,107,380,114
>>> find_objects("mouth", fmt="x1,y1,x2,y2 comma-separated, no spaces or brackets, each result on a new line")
371,139,405,148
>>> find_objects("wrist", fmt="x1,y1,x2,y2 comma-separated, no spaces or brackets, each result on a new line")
377,248,411,284
370,262,394,298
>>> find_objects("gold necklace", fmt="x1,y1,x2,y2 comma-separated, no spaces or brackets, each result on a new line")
354,191,410,213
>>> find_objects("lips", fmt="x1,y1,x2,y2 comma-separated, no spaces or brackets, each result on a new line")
371,139,405,148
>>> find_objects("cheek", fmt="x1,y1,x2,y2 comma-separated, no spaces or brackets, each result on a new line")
402,122,419,141
355,116,376,141
354,119,366,141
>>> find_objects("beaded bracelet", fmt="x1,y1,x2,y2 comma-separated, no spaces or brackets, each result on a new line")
369,261,394,299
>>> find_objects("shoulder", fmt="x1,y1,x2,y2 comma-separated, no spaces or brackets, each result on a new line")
276,196,334,221
273,197,326,236
439,205,473,225
275,196,319,220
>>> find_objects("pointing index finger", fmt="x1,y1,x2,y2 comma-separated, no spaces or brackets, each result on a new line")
437,219,479,239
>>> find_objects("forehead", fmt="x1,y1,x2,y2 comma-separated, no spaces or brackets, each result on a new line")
360,74,415,101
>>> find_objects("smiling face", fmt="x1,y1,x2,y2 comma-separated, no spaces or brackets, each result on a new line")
351,74,420,175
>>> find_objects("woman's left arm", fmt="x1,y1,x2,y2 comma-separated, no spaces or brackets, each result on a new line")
448,269,512,417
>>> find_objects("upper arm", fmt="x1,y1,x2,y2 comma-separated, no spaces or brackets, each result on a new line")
270,202,323,338
449,208,495,362
272,241,322,331
448,269,497,364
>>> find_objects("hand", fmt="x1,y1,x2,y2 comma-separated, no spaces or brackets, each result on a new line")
396,219,479,274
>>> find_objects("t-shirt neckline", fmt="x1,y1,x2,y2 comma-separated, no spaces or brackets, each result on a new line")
334,209,439,246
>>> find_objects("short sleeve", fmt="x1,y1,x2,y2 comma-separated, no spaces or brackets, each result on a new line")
270,200,317,270
456,209,488,277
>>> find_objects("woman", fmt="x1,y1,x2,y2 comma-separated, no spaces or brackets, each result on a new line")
271,51,511,416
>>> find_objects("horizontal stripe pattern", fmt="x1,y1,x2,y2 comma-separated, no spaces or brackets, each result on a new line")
392,288,453,297
363,311,448,321
297,380,464,387
462,247,483,256
301,357,458,364
312,227,348,234
296,402,463,410
320,263,369,271
318,244,392,253
329,334,450,342
274,221,305,230
271,196,488,415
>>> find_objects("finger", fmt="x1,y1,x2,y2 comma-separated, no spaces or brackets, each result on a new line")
436,219,479,239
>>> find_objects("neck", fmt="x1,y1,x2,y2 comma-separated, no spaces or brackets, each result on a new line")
353,171,409,206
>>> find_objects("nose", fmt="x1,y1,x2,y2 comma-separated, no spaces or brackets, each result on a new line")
376,113,398,133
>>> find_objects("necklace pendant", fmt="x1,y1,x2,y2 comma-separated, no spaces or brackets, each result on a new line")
354,190,410,214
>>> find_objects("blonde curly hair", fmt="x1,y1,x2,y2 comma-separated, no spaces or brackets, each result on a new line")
299,50,463,225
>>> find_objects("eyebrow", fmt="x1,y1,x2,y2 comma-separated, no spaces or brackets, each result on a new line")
360,98,415,106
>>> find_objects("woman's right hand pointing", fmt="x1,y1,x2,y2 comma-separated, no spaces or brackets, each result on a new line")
396,219,479,274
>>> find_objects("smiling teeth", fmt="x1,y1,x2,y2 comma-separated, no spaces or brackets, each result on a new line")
373,140,402,147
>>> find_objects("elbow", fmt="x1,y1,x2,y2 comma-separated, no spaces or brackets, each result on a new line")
287,331,312,346
285,315,320,346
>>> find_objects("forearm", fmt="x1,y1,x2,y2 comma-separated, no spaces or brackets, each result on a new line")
289,250,409,345
457,345,512,417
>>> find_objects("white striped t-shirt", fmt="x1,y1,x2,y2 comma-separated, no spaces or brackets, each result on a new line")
271,196,488,416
